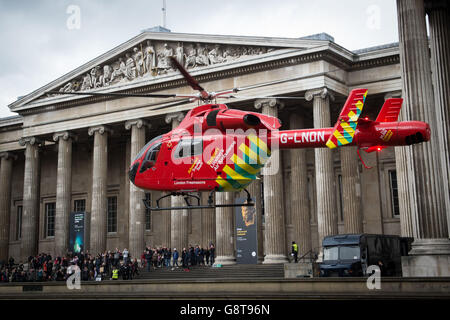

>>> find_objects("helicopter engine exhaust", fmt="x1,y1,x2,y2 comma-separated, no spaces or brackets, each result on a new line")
206,109,266,130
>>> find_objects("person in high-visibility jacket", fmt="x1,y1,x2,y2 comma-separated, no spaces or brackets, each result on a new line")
112,268,119,280
291,241,299,263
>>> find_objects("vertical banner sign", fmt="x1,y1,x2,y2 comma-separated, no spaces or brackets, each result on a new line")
69,211,85,253
235,197,257,264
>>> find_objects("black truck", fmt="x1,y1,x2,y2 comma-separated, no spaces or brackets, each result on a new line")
319,234,412,277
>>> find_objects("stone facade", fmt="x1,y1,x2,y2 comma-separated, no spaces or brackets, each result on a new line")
395,0,450,276
0,27,447,272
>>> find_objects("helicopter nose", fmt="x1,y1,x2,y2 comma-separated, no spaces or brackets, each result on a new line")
128,162,140,184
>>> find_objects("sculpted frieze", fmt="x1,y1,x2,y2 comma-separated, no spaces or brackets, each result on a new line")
50,40,277,96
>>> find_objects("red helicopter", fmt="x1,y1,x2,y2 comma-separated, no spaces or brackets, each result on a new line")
50,57,430,211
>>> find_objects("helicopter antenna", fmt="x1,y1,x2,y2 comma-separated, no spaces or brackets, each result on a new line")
162,0,167,28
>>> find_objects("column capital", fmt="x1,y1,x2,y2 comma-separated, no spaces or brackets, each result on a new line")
254,98,284,110
53,131,77,142
165,112,185,125
305,87,335,102
384,90,402,100
125,119,151,130
19,136,42,147
0,152,17,161
88,125,112,136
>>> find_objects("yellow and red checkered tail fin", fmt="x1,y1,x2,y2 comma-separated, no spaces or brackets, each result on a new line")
326,88,368,149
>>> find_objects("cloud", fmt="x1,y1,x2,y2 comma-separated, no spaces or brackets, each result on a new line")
0,0,398,118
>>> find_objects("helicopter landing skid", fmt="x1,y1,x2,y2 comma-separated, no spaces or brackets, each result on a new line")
142,189,255,211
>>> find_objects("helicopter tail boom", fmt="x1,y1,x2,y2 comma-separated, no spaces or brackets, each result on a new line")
276,119,430,150
275,88,428,151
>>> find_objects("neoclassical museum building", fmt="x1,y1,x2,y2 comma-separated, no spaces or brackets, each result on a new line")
0,0,448,275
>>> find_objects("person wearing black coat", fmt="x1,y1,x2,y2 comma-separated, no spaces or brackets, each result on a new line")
209,244,215,266
81,267,90,281
163,248,171,268
56,269,65,281
145,250,152,271
182,248,189,270
189,247,196,266
205,249,210,265
119,264,126,280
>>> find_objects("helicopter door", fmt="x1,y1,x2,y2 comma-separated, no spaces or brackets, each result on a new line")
172,138,204,182
173,138,203,162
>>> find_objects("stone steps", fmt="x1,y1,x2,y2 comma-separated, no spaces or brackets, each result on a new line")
137,264,285,280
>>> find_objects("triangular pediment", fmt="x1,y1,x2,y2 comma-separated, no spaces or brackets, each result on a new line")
9,31,332,112
53,38,285,93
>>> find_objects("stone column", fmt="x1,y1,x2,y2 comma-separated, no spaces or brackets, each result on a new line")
386,91,415,237
254,98,288,264
305,88,338,249
427,0,450,232
283,159,294,257
214,191,235,265
397,0,450,276
245,179,264,263
53,131,75,257
166,112,186,250
125,119,149,260
88,125,110,255
0,152,16,262
201,192,215,248
19,137,41,259
123,139,131,249
159,191,171,247
394,146,415,237
289,113,312,257
340,146,363,234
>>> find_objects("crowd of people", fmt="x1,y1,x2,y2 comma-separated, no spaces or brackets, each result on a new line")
141,244,216,271
0,248,140,283
0,243,216,283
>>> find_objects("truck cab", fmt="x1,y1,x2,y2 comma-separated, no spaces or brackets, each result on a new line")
319,234,365,277
319,234,412,277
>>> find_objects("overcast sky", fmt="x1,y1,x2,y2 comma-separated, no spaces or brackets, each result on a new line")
0,0,398,118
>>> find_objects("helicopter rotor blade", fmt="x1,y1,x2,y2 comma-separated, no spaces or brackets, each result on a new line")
217,66,344,97
46,90,306,104
169,56,210,100
46,90,180,99
217,95,306,100
46,90,193,112
147,98,194,111
45,67,344,104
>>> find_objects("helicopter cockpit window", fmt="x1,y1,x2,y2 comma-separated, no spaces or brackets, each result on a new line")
134,135,162,162
174,138,203,159
140,142,162,173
